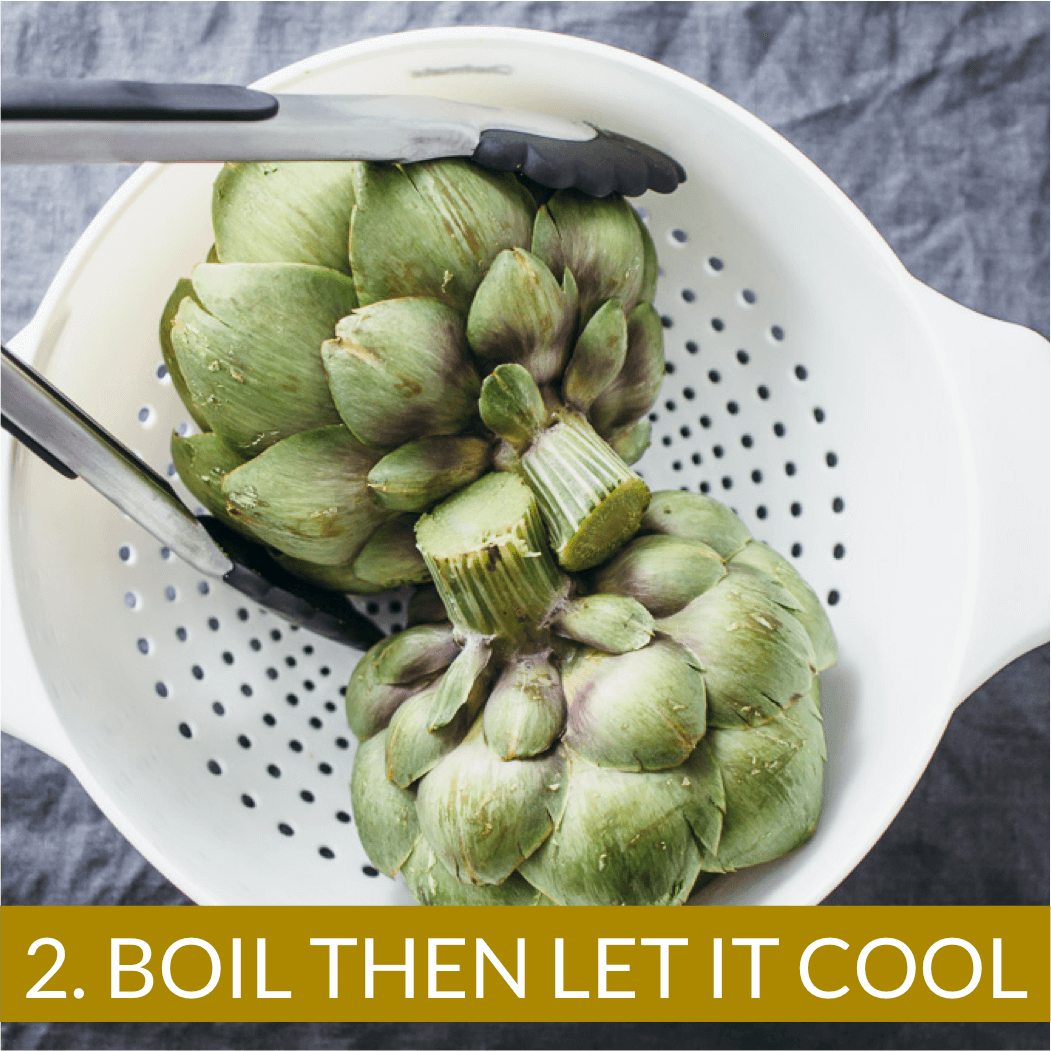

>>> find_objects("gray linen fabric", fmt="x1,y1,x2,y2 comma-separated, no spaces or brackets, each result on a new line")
1,2,1048,1048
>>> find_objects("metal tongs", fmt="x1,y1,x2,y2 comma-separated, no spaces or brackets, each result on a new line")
0,79,685,648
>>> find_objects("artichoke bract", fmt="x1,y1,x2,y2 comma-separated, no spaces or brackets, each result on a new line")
348,480,835,906
162,157,665,591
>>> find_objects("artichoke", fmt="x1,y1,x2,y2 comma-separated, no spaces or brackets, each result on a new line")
162,158,665,591
348,479,834,906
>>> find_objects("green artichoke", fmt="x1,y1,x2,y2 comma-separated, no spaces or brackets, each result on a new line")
348,478,834,906
162,158,665,591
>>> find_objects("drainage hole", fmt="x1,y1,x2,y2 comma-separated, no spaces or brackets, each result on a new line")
300,790,315,803
742,289,757,304
319,763,333,775
691,453,702,465
324,701,337,713
661,315,673,329
814,407,826,423
212,702,225,716
240,684,253,698
681,288,696,303
118,544,133,563
309,717,323,730
178,722,192,739
303,645,314,656
707,370,721,384
137,638,150,655
335,737,350,750
222,651,234,665
726,401,739,415
699,482,711,494
707,256,723,271
664,399,677,412
156,363,169,381
773,422,786,437
164,585,178,602
278,823,295,837
795,365,808,381
267,764,281,778
683,387,695,400
192,665,204,680
319,847,335,860
756,506,768,520
285,656,297,668
679,425,691,438
304,680,316,692
699,415,712,429
286,693,299,707
263,713,276,727
661,435,673,447
671,228,688,243
736,349,750,365
827,589,840,606
833,543,846,559
686,340,699,355
289,740,303,753
320,666,331,677
771,325,785,342
198,580,210,596
336,810,351,823
711,318,724,332
362,865,379,878
826,451,839,467
713,445,724,458
791,543,803,558
741,434,753,449
751,470,763,484
124,592,140,610
155,682,169,698
237,608,249,622
250,639,262,652
832,497,845,513
207,759,222,776
790,502,803,517
208,617,220,631
672,460,683,472
785,462,797,476
266,667,279,680
241,795,256,809
137,405,154,425
721,477,733,490
757,385,770,400
237,735,251,749
270,629,282,642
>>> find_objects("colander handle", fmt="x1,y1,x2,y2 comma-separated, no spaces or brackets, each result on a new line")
913,279,1051,705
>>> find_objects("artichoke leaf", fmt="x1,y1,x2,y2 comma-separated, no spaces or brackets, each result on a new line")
385,680,476,789
374,623,460,686
170,431,246,529
590,302,665,436
367,435,491,513
352,517,431,589
518,749,704,907
323,298,480,450
466,248,578,384
552,593,655,654
401,839,550,905
702,680,824,872
349,160,536,315
561,298,628,412
731,541,837,671
483,653,566,760
414,719,568,886
213,161,359,274
221,425,388,566
640,490,752,561
561,638,707,772
658,565,818,729
606,418,651,466
273,553,387,595
591,533,727,617
170,262,353,455
350,733,422,878
428,635,492,730
345,635,426,741
160,277,211,431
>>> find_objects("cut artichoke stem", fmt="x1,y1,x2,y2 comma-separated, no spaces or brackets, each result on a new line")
521,411,651,573
415,472,567,646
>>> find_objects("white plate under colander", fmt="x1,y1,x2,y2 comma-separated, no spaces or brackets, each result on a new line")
3,28,1048,907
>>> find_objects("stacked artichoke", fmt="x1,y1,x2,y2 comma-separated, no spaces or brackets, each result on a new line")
161,156,835,906
162,158,664,592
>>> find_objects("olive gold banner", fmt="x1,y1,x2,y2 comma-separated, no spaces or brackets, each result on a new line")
2,906,1045,1023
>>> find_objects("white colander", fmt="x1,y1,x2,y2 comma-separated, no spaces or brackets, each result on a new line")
3,27,1048,907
